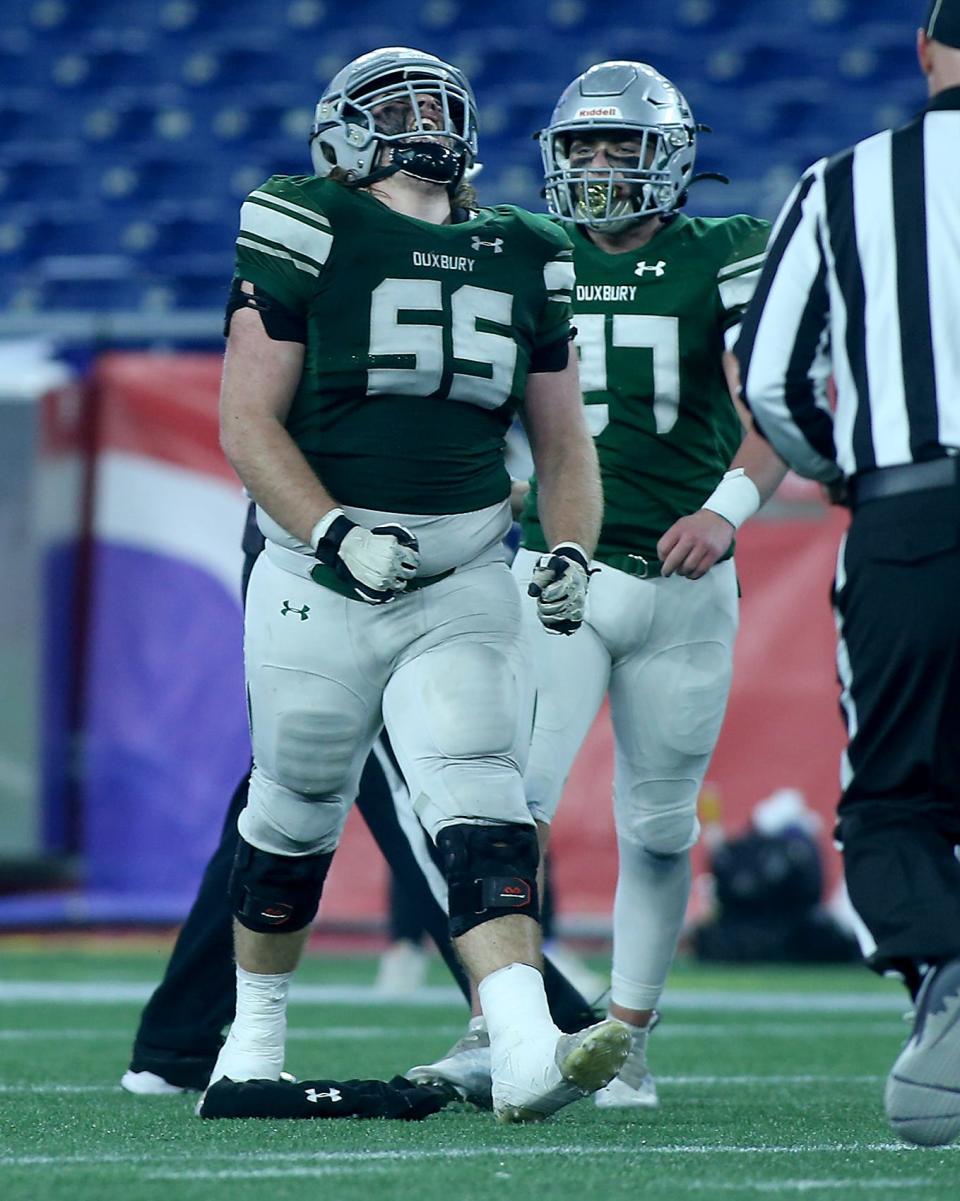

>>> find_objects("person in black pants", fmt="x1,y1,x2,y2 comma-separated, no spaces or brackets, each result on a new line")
122,506,599,1094
735,1,960,1146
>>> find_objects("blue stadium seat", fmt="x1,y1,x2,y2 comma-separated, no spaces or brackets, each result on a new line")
0,0,929,311
0,30,40,86
837,22,917,83
0,92,49,145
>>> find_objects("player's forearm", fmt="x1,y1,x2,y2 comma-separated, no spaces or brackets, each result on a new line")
220,308,338,548
727,426,789,507
221,410,336,547
535,435,603,558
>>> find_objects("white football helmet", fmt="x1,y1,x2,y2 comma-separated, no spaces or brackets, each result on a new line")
310,46,479,189
541,61,697,231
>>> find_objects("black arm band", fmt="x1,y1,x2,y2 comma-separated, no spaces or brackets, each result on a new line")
224,279,308,343
529,331,573,374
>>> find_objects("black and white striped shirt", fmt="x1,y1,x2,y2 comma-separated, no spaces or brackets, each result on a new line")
735,86,960,483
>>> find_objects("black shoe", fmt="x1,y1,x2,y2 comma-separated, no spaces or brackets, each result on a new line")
886,956,960,1146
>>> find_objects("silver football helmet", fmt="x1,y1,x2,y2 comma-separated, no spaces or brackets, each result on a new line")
541,61,697,231
310,47,478,189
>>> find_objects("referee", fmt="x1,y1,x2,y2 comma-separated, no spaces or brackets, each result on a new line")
735,1,960,1148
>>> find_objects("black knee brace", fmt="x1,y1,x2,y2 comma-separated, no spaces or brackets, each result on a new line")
436,823,540,938
229,836,333,934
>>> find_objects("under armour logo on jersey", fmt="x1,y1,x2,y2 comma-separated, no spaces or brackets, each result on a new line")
635,260,667,277
471,236,503,253
305,1087,343,1104
280,601,310,620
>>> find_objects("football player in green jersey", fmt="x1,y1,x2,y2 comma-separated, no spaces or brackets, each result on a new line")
408,60,788,1111
525,61,789,1109
209,46,629,1123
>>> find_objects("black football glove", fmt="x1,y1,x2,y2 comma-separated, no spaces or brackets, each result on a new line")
312,508,420,604
198,1074,448,1121
527,542,594,635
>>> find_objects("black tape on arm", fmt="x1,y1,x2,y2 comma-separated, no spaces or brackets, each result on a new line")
224,279,308,343
529,330,573,374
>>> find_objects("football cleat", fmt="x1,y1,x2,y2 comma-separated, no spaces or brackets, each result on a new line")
494,1018,631,1124
594,1017,660,1109
405,1018,493,1109
886,957,960,1146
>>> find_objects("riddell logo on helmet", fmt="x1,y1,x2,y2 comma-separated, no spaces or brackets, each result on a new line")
576,106,622,118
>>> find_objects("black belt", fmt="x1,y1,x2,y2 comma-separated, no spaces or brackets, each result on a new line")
601,552,662,579
848,457,959,508
309,562,455,600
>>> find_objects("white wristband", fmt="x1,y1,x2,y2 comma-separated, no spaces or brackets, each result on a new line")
309,507,346,552
701,468,761,530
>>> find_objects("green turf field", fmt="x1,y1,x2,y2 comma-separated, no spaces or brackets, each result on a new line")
0,943,956,1201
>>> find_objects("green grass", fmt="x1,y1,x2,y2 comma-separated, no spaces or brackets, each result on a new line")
0,945,956,1201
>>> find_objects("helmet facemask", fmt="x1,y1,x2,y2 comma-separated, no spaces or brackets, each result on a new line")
544,122,694,233
540,61,698,233
311,50,478,190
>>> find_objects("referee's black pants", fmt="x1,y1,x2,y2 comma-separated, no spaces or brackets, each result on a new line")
833,484,960,988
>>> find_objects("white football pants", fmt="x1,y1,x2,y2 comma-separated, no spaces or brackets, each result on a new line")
513,548,739,1011
239,548,535,858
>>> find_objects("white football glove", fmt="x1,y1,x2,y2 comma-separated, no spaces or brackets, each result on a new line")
527,543,593,635
312,509,420,604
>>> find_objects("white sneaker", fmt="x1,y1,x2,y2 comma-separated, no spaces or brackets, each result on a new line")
494,1018,631,1124
406,1018,493,1109
120,1070,187,1096
374,941,430,996
594,1018,660,1110
886,958,960,1146
594,1071,659,1109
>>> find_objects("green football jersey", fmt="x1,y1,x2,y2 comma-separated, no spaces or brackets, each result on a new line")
233,176,574,515
520,213,770,566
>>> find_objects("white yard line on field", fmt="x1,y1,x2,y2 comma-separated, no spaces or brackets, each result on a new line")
0,982,907,1012
0,1020,902,1042
0,1074,887,1094
690,1182,932,1194
0,1143,956,1173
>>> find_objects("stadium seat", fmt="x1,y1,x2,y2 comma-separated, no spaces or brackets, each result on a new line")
0,0,923,310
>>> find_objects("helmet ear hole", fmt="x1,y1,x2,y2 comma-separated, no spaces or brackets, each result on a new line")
320,143,337,166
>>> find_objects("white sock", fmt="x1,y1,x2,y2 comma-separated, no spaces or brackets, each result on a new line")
212,966,292,1083
611,840,690,1011
478,962,557,1049
614,1023,652,1089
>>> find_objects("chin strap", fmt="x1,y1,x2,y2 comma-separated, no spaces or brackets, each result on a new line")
346,141,465,190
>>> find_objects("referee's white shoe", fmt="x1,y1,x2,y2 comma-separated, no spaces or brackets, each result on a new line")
886,957,960,1146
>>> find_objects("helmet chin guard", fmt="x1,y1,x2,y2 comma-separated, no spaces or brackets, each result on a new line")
541,61,697,230
310,46,478,191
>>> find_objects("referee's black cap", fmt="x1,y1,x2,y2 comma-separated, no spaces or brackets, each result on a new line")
926,0,960,49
